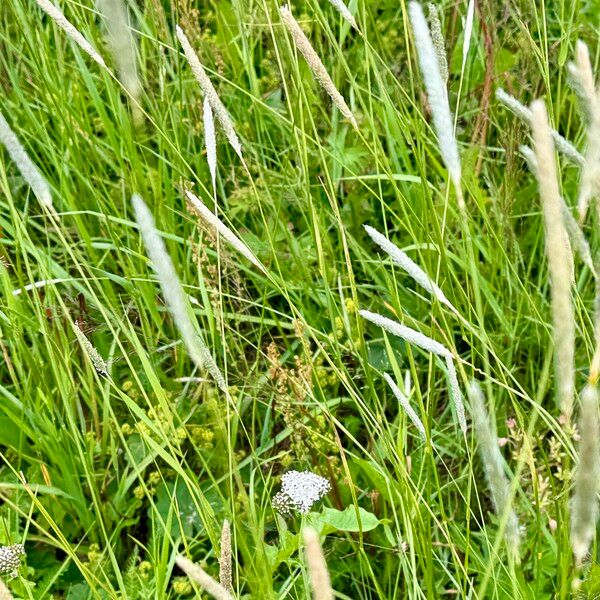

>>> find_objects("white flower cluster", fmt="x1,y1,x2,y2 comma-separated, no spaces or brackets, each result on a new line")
272,470,331,515
0,543,25,578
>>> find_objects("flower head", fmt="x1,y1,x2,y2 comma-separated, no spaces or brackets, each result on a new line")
0,544,25,578
273,470,331,514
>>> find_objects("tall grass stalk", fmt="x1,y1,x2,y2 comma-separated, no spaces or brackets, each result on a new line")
303,527,334,600
34,0,107,67
176,25,243,160
131,194,228,393
570,384,600,564
175,555,234,600
467,381,521,557
279,4,357,129
408,1,461,205
0,112,53,209
530,100,575,421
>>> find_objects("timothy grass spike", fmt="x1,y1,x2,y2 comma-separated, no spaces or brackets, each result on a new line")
73,320,108,377
176,25,243,160
571,383,600,564
426,3,448,84
408,1,461,201
467,381,521,557
131,194,228,394
364,224,458,313
279,4,357,129
303,527,334,600
175,555,233,600
219,520,232,591
185,190,266,273
35,0,107,67
203,98,217,196
530,100,575,421
445,356,467,434
496,88,583,165
327,0,358,30
383,372,427,441
0,111,53,209
96,0,141,114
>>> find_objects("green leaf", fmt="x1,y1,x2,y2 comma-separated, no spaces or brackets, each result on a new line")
319,506,380,532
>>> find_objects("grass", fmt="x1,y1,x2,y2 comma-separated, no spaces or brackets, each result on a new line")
0,0,599,597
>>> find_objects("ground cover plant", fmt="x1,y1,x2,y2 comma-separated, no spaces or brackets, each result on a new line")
0,0,600,597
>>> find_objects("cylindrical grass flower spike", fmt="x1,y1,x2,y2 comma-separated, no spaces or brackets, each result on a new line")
383,372,427,441
327,0,358,31
426,4,448,84
467,381,521,557
175,555,233,600
35,0,107,67
0,112,53,210
131,194,228,394
279,5,357,130
445,356,467,434
303,527,334,600
530,100,576,422
219,520,232,591
185,190,266,273
0,579,15,600
364,224,458,313
496,88,584,166
203,98,217,196
570,383,600,564
408,1,461,203
359,310,452,358
361,309,466,432
520,145,595,275
568,40,596,120
576,96,600,223
96,0,141,108
73,320,108,377
176,25,243,160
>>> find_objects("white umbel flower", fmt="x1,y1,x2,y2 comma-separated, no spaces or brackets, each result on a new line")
571,384,600,564
408,2,461,197
176,25,243,160
185,190,266,273
0,544,25,578
467,381,521,556
364,224,457,313
384,372,427,441
35,0,107,67
328,0,358,30
0,112,53,209
203,98,217,196
530,100,575,421
272,470,331,514
279,5,357,129
131,194,227,393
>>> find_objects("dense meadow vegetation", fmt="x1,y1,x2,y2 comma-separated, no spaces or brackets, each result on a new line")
1,0,600,597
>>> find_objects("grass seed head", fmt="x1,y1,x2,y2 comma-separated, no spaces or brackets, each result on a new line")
303,527,334,600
